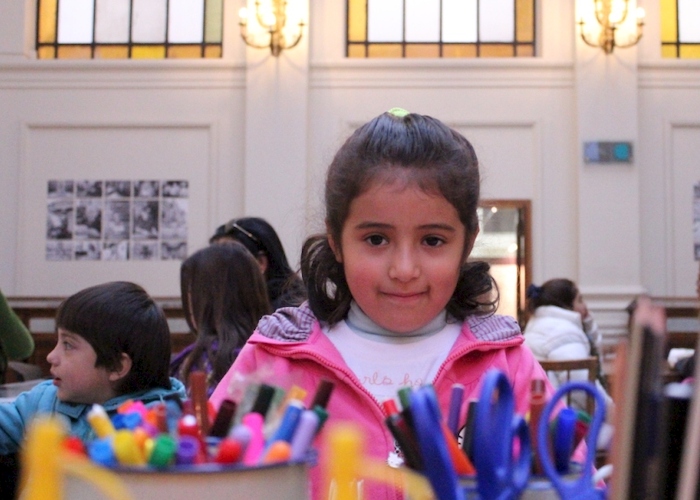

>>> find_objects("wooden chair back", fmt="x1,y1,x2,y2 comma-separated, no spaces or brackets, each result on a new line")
538,356,599,417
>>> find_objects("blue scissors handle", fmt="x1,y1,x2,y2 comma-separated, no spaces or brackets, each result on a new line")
537,381,607,500
410,387,465,500
473,369,531,500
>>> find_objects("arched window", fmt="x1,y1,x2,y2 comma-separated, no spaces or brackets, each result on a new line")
661,0,700,58
36,0,224,59
347,0,536,58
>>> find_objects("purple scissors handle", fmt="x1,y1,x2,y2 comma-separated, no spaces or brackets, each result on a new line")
537,381,607,499
473,369,531,500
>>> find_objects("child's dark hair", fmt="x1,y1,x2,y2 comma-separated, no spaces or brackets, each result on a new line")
526,278,578,313
301,110,496,324
179,242,271,386
55,281,171,394
209,216,306,309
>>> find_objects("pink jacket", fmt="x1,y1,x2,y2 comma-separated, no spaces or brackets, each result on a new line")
210,304,555,500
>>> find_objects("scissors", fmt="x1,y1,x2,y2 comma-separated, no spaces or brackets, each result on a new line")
472,369,531,500
410,386,465,500
537,381,607,499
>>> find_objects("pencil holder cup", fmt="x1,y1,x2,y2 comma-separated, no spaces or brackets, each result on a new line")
63,459,314,500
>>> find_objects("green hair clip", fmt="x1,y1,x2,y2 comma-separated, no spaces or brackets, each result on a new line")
387,107,410,118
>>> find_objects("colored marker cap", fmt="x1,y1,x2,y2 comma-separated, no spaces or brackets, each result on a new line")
149,435,177,467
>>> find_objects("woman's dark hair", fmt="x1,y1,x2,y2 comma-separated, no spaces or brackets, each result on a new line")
526,278,578,313
300,110,496,325
179,242,271,389
209,216,306,310
55,281,171,394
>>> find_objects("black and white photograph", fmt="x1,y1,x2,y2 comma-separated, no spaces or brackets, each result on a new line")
134,180,159,198
162,180,189,198
47,199,73,240
161,240,187,260
46,241,72,261
132,200,159,239
104,201,130,240
105,180,131,198
132,241,158,261
45,178,189,261
76,180,103,198
74,241,101,260
102,241,129,261
74,199,103,240
47,180,73,198
161,199,188,240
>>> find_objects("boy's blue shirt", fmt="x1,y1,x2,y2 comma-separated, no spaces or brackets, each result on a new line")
0,377,186,454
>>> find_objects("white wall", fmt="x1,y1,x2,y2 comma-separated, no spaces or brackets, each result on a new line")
1,0,699,344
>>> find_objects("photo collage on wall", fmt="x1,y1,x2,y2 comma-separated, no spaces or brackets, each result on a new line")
46,180,189,261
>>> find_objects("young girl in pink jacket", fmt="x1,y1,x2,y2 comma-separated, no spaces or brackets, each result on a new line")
210,108,554,499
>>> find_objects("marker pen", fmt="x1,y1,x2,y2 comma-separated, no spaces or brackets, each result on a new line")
267,399,304,445
214,438,243,464
241,412,265,465
310,379,335,409
148,434,177,467
87,404,116,439
209,399,237,438
261,440,292,464
176,435,199,465
113,429,146,466
529,378,546,475
289,409,320,460
88,438,117,467
447,383,465,437
189,371,210,436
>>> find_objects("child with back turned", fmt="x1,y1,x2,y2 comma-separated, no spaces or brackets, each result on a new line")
0,281,186,455
170,241,272,396
210,109,554,499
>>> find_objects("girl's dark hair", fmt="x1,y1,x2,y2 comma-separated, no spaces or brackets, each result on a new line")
526,278,578,313
209,216,306,310
300,110,497,325
55,281,171,394
179,242,271,388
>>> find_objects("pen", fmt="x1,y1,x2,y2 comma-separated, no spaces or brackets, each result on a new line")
529,378,546,475
87,404,116,439
460,399,478,462
385,413,423,470
266,399,304,445
251,383,276,419
213,437,243,464
447,383,464,437
113,429,146,466
148,434,177,467
310,379,335,409
189,370,210,436
553,407,577,473
209,399,237,438
241,412,265,465
261,440,292,463
289,409,321,460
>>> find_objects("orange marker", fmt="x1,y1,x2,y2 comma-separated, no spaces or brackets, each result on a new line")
261,440,292,463
441,423,476,475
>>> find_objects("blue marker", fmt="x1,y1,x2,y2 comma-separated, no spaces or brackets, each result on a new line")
88,438,117,467
553,407,577,473
447,383,464,437
266,399,304,444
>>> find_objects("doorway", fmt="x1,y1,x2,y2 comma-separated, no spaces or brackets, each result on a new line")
472,199,532,327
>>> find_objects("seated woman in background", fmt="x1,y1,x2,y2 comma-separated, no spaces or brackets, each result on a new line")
209,217,306,310
170,242,272,396
523,278,613,410
0,289,35,384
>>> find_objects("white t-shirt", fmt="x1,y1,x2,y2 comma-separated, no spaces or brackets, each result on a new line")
324,306,461,406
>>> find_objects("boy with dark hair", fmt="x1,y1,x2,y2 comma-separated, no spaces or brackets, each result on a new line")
0,281,186,454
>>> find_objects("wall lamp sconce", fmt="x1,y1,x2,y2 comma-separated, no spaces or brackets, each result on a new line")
239,0,305,57
578,0,645,54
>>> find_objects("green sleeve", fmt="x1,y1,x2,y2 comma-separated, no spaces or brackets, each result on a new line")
0,290,35,361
